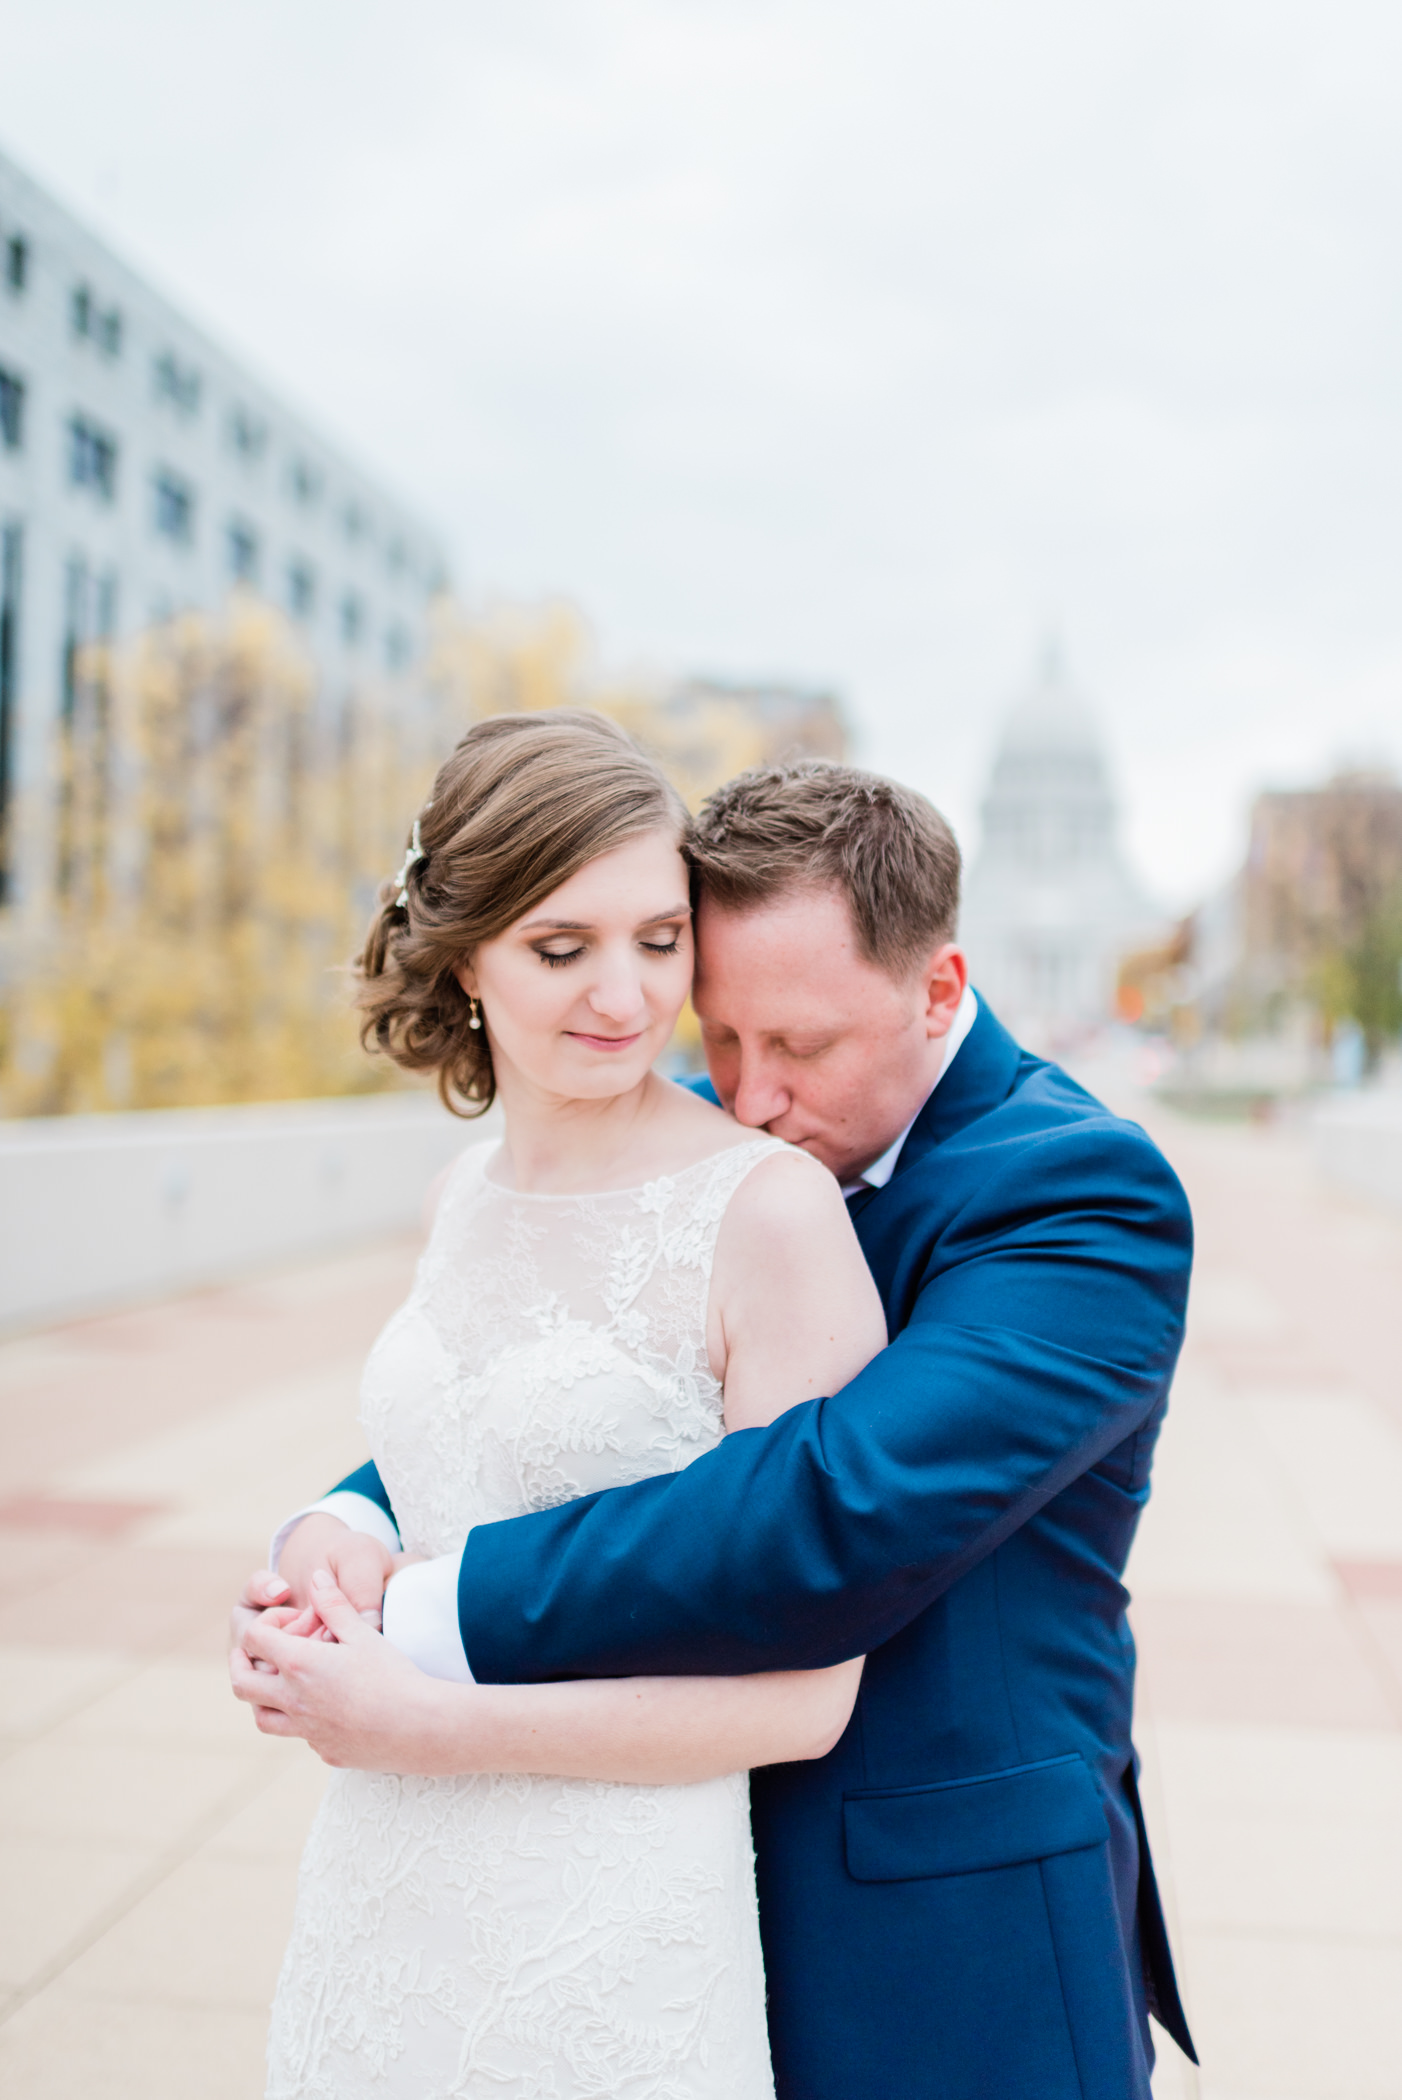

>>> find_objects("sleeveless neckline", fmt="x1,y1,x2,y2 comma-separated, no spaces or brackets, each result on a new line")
478,1132,786,1202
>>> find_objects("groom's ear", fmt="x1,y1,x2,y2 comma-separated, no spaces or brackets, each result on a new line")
921,944,968,1037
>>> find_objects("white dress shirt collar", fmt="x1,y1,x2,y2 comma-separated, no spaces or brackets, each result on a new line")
840,985,979,1197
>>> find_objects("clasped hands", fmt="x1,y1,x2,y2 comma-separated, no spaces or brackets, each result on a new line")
229,1516,462,1773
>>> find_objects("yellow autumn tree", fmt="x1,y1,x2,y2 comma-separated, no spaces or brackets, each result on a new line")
1,598,444,1115
1,592,844,1115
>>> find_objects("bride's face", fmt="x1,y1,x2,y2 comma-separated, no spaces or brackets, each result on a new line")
455,829,693,1102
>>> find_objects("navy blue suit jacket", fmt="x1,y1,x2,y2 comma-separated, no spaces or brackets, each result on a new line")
337,999,1196,2099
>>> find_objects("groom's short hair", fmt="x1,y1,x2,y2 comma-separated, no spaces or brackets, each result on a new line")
687,760,961,978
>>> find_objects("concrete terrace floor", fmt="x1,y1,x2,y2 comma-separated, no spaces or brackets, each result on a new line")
0,1098,1399,2097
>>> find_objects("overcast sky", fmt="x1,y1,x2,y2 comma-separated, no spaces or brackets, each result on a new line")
4,0,1401,904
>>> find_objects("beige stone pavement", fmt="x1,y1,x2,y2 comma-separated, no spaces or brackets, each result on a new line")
0,1096,1400,2097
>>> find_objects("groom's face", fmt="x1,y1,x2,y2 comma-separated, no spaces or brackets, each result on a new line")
691,884,966,1185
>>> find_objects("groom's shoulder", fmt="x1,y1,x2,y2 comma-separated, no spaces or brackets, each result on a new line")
971,1051,1190,1225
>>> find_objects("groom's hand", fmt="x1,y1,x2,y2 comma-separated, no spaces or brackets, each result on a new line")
230,1518,396,1704
242,1515,394,1622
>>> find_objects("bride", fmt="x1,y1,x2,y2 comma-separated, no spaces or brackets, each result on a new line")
236,708,885,2099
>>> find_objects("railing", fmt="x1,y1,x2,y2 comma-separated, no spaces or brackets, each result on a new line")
0,1091,486,1331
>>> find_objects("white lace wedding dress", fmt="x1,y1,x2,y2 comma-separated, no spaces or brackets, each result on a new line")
267,1135,791,2100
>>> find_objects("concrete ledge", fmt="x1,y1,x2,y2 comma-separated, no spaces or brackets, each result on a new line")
0,1092,487,1331
1312,1089,1402,1217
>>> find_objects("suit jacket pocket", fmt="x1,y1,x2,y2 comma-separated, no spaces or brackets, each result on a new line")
844,1753,1109,1883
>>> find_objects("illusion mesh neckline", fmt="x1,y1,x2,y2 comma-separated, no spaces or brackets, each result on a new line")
478,1134,783,1202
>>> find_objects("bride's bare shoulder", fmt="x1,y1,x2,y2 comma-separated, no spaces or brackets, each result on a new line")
650,1073,756,1153
710,1143,884,1421
718,1140,850,1243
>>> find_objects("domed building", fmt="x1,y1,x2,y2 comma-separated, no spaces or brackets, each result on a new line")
959,652,1162,1047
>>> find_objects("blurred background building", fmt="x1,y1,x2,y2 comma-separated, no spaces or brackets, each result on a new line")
0,146,447,928
960,649,1163,1049
1121,767,1402,1104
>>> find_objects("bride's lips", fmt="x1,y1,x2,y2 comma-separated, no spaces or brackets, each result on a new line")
566,1030,645,1053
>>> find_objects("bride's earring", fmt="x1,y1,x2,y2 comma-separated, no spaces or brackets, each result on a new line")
467,995,483,1032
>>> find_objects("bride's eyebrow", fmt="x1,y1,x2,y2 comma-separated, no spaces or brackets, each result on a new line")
520,901,690,933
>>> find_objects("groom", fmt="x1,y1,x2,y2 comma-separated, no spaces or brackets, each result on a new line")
242,759,1196,2099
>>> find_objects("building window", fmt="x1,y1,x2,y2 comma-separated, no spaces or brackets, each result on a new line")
385,621,411,670
386,535,407,575
56,556,118,904
94,570,119,639
226,519,259,583
229,404,267,460
153,469,195,545
340,592,364,647
0,368,23,452
4,236,27,293
0,522,21,905
153,351,202,415
289,457,321,506
287,559,316,619
71,283,122,355
68,416,118,501
342,500,368,542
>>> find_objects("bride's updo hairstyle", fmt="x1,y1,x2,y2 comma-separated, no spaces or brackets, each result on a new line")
356,709,687,1116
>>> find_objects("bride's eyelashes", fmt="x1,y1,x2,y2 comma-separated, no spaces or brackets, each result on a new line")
533,935,684,969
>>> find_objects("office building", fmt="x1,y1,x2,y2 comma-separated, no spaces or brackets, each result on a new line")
0,145,447,917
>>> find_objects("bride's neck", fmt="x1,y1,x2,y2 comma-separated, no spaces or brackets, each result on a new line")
492,1069,667,1194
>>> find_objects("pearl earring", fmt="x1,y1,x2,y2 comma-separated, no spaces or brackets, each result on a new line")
467,995,483,1032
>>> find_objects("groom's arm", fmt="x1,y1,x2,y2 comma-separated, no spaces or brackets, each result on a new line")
458,1117,1192,1684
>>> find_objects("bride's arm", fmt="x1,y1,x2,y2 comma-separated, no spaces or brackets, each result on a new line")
706,1147,888,1433
235,1592,864,1781
435,1660,866,1783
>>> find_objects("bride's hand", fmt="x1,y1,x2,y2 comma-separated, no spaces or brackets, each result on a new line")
231,1570,467,1771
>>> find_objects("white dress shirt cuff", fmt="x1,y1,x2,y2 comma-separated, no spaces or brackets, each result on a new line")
268,1491,402,1574
381,1551,475,1683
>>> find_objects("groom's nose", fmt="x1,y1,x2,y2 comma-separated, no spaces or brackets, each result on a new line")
731,1051,792,1132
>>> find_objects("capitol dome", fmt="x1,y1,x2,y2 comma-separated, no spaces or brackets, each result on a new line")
960,652,1162,1046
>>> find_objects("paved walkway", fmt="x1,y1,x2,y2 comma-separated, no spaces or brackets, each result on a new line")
1117,1092,1402,2100
0,1098,1399,2097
